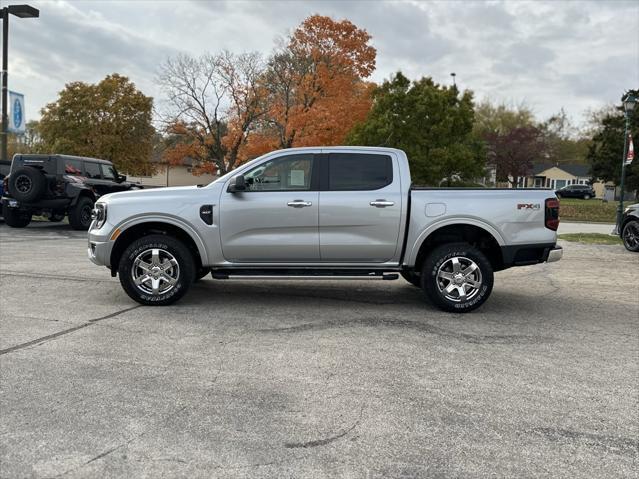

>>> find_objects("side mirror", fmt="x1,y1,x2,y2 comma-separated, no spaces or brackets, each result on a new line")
228,174,246,193
118,174,127,183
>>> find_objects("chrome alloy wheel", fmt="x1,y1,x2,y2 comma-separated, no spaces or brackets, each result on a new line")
131,248,180,296
436,256,483,302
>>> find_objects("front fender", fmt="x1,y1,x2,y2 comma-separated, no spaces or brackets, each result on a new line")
405,217,506,267
114,214,210,266
67,184,96,206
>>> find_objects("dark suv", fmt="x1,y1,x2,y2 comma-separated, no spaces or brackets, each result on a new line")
555,184,595,199
1,154,141,230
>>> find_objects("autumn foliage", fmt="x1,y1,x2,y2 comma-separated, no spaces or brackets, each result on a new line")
158,15,376,174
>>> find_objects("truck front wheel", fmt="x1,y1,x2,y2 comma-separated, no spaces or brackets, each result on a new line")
118,234,196,306
421,242,494,313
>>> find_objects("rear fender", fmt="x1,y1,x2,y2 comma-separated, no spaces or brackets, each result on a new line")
405,218,506,267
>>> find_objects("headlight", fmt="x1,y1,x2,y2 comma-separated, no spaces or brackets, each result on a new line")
91,203,107,229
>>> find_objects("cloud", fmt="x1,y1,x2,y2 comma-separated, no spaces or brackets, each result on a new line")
7,0,639,126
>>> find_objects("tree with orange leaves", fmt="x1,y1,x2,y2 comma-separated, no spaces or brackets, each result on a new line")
244,15,376,158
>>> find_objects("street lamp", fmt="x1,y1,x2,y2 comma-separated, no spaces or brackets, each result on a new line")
1,4,40,163
615,92,637,233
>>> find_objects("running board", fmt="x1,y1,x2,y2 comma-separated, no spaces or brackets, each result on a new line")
210,269,399,281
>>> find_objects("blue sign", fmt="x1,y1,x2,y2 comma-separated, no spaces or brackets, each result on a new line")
8,91,26,133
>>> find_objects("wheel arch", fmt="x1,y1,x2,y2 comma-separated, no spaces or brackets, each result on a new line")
69,187,97,206
109,218,207,275
408,220,505,273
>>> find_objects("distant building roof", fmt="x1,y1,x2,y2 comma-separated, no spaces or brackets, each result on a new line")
532,163,590,177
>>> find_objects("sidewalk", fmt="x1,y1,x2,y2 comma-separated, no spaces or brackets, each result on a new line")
558,222,616,235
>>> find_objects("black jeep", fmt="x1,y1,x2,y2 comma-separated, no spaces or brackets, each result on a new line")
1,154,141,230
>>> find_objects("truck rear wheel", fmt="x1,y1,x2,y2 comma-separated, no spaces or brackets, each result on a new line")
421,242,494,313
118,234,195,306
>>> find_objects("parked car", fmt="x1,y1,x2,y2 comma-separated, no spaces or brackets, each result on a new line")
620,203,639,252
555,184,595,199
88,147,562,313
1,154,141,230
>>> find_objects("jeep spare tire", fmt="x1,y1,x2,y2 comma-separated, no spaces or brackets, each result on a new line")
8,167,47,203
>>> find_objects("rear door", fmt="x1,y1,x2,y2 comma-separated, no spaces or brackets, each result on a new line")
319,152,402,262
219,152,320,262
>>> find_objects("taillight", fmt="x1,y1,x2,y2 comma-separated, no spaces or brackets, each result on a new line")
2,176,8,193
545,198,560,231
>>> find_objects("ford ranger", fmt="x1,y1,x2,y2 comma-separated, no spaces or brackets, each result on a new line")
87,147,562,312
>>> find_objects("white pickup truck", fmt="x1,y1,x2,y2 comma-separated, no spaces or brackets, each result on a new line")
88,147,562,312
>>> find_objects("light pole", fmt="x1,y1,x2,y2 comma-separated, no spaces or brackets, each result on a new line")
615,93,637,233
1,4,39,163
450,72,456,88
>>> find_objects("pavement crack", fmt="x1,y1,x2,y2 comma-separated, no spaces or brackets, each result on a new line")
0,305,142,355
0,271,113,284
284,404,365,449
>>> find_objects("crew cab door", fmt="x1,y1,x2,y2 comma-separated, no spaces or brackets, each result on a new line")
219,153,320,262
319,152,402,262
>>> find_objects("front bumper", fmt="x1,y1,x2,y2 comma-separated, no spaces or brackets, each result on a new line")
87,226,114,267
546,246,563,263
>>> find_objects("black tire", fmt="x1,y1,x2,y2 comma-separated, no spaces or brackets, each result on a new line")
622,219,639,252
68,196,94,230
421,242,494,313
49,211,65,222
400,271,421,287
8,167,47,203
3,205,31,228
118,234,195,306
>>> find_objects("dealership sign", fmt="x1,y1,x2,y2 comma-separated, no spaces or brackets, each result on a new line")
8,91,26,134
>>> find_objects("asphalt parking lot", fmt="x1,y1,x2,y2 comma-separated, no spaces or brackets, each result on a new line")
1,221,637,478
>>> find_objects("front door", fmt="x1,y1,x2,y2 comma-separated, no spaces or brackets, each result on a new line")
219,153,320,262
319,152,402,262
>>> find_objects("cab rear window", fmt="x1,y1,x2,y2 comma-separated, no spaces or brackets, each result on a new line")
11,156,57,174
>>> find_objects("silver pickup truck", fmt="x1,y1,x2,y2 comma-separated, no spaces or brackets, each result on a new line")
88,147,562,312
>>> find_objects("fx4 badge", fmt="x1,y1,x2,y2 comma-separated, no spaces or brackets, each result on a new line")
517,203,541,210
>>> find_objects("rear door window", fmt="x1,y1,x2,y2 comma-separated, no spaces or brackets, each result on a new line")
84,162,102,179
63,158,83,176
327,153,393,191
101,164,117,180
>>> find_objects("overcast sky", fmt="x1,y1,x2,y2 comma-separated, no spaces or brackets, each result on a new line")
7,0,639,127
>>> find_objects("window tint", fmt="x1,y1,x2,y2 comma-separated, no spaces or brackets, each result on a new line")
63,158,83,175
101,164,117,180
243,154,314,191
84,162,102,179
328,153,393,191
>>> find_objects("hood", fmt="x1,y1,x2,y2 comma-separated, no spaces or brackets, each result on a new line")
98,185,202,204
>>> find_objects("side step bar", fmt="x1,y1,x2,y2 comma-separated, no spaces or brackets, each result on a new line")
210,269,399,281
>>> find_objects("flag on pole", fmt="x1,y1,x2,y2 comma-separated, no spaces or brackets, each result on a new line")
626,133,634,165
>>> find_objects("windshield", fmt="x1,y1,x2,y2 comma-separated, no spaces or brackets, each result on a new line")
211,153,274,186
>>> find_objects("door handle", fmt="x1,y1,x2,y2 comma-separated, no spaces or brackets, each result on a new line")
287,200,313,208
370,199,394,207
